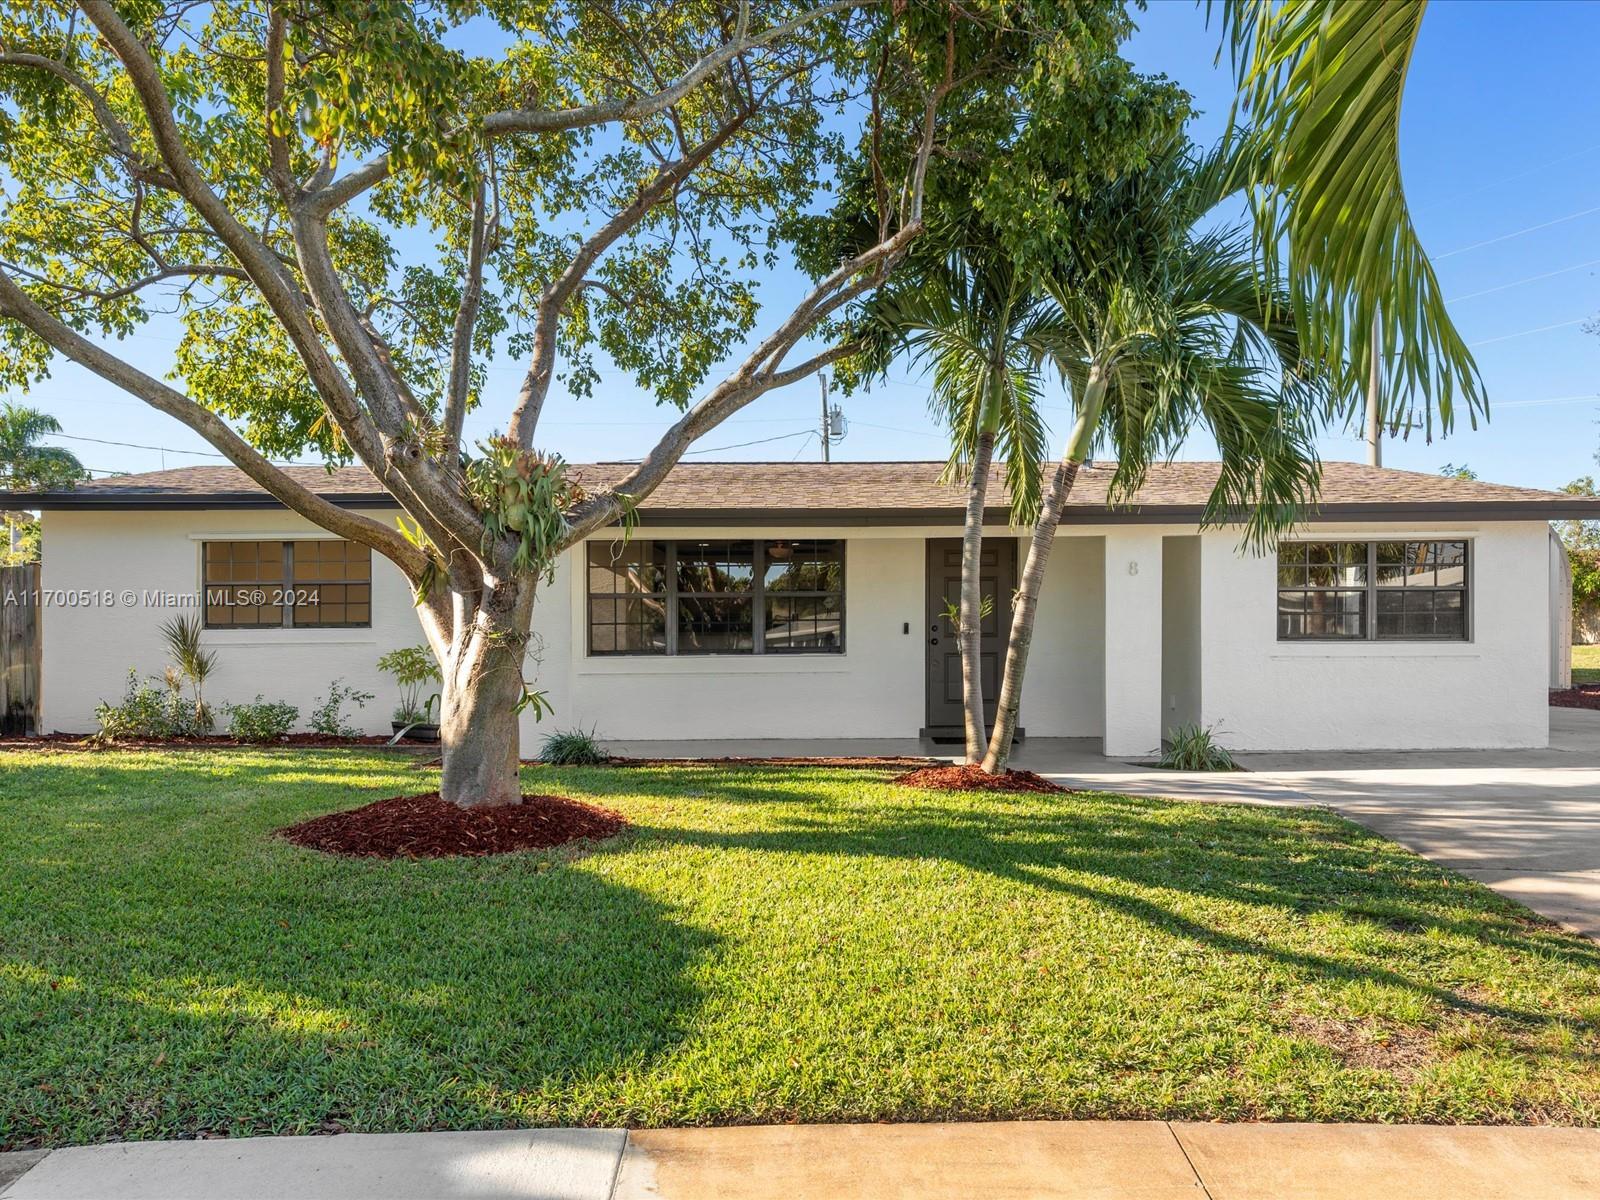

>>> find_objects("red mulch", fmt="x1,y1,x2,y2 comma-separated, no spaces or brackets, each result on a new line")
1551,686,1600,711
277,792,626,859
890,763,1071,794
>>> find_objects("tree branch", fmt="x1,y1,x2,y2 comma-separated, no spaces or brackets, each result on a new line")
0,51,176,188
443,177,488,455
0,268,427,579
508,110,752,447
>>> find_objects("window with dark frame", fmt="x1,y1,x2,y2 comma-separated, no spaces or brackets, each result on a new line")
1277,540,1468,641
587,538,844,655
202,539,372,629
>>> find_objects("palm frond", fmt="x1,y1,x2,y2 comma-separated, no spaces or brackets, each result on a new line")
1223,0,1483,437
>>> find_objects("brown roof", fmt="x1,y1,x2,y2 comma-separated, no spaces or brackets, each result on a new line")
9,460,1597,523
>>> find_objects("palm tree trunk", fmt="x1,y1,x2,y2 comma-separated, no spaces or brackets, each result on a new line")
959,431,997,762
981,368,1106,773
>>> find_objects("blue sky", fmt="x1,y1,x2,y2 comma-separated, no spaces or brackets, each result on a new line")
18,0,1600,489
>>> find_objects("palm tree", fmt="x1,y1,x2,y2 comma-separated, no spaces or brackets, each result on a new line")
980,136,1335,772
0,403,84,559
1221,0,1483,438
865,248,1052,760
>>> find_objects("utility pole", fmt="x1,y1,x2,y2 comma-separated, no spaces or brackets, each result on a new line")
1365,310,1382,467
820,372,830,463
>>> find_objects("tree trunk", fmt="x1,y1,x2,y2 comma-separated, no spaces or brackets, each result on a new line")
959,432,997,762
981,369,1105,774
437,581,535,808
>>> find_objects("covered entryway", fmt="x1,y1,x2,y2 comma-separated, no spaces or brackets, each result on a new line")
923,537,1016,741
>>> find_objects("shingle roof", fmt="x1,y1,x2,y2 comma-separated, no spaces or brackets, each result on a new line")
9,460,1597,522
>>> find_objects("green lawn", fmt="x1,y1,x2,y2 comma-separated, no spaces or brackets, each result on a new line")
2,749,1598,1148
1574,644,1600,684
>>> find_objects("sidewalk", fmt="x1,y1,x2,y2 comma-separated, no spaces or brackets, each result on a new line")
4,1121,1598,1199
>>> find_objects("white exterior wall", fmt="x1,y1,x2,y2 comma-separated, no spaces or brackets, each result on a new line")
1197,521,1551,751
35,507,1554,752
1161,535,1202,740
39,507,426,736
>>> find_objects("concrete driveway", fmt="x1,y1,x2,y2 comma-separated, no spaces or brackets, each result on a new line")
1015,707,1600,938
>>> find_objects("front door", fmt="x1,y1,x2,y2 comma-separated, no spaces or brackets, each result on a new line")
924,537,1017,739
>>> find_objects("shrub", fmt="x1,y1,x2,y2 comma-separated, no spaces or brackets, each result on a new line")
376,645,441,725
226,697,299,741
159,615,217,731
538,727,607,766
1158,723,1237,772
309,679,375,738
93,669,210,741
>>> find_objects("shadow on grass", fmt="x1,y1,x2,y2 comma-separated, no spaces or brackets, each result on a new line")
582,764,1600,1029
0,753,717,1148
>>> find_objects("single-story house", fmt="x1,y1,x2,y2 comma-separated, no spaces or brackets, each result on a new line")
8,460,1595,754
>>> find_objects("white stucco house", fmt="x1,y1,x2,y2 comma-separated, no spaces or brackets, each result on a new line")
8,459,1594,755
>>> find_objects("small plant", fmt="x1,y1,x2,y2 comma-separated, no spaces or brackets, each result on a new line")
309,678,375,738
225,696,299,741
538,726,607,766
1158,723,1237,772
93,668,210,741
376,645,441,725
159,615,217,732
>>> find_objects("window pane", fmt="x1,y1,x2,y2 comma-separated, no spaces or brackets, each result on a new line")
678,595,753,652
1377,590,1465,640
587,596,666,655
202,542,280,628
1303,542,1366,587
677,541,755,593
1377,541,1435,587
765,593,843,652
1277,589,1365,639
288,543,372,627
587,541,665,594
764,539,843,592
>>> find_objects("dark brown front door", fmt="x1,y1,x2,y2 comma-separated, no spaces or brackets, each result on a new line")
924,537,1017,739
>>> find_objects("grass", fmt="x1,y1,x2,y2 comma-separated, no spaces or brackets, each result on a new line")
2,749,1599,1148
1574,644,1600,684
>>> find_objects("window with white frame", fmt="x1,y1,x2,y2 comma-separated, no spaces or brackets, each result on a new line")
587,539,844,655
1276,540,1468,641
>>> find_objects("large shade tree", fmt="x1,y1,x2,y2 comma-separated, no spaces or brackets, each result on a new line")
0,0,1153,805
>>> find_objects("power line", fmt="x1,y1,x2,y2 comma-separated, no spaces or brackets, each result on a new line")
1446,257,1600,303
1468,317,1589,348
44,432,320,468
1437,203,1600,259
680,428,814,455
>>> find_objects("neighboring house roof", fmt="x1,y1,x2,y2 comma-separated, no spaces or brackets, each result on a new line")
7,460,1598,524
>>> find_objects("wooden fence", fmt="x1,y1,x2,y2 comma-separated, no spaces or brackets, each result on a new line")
0,562,40,734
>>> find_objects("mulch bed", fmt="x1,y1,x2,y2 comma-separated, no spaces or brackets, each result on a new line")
890,763,1071,794
1550,685,1600,710
278,792,626,859
529,755,942,770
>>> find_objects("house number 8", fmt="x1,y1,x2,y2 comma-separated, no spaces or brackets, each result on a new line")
1127,561,1139,576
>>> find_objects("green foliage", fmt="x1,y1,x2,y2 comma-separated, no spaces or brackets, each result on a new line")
159,614,217,730
0,512,37,565
1158,724,1238,772
1559,477,1600,553
225,697,299,742
376,645,441,723
465,440,585,578
93,669,209,741
308,679,374,739
1572,548,1600,608
1224,0,1482,435
942,594,993,630
537,727,608,766
0,402,84,490
1439,463,1477,481
4,750,1600,1143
